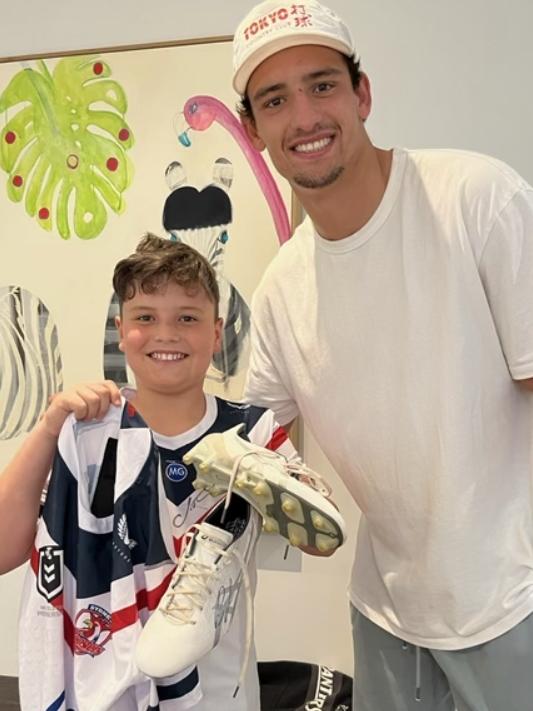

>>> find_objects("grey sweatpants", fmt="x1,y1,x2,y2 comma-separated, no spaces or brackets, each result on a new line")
351,605,533,711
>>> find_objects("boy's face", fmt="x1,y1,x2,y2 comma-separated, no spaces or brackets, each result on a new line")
116,280,222,400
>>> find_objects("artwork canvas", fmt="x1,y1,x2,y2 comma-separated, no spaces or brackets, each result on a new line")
0,38,293,464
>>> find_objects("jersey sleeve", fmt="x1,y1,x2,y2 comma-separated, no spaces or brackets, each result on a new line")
244,287,299,426
245,407,299,463
478,187,533,380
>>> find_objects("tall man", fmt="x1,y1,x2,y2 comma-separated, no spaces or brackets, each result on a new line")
235,1,533,709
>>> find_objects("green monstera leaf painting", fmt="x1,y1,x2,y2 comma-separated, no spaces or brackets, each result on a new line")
0,56,134,239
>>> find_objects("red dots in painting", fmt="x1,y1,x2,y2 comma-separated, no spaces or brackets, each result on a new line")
12,175,23,187
118,128,130,142
38,207,50,220
106,157,119,172
93,62,104,75
5,131,16,144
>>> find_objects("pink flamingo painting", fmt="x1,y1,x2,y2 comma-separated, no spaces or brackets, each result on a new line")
180,95,291,245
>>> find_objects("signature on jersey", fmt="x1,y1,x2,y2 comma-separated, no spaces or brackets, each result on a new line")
172,490,219,531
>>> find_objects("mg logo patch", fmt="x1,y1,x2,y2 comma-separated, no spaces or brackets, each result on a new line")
37,546,64,602
165,460,188,482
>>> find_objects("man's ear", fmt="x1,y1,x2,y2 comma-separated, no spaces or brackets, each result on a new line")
115,315,125,352
241,114,266,152
354,72,372,122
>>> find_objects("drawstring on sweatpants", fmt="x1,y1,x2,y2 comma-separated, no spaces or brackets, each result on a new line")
415,646,421,702
401,641,422,702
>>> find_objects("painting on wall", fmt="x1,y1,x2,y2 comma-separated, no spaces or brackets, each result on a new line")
0,38,293,457
0,56,135,240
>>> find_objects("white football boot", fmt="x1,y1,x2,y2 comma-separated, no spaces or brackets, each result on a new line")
183,424,346,554
135,495,259,688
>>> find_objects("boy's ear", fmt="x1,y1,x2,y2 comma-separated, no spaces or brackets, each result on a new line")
241,114,266,152
115,315,125,352
213,317,224,354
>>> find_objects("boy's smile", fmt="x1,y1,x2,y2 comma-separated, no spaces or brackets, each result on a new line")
116,281,222,401
150,351,187,361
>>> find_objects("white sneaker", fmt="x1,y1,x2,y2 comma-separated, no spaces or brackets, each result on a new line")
183,424,346,554
135,496,259,686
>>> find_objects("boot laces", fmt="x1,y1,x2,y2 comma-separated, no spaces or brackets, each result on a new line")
162,520,253,698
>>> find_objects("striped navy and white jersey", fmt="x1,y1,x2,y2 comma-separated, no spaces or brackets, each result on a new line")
19,393,294,711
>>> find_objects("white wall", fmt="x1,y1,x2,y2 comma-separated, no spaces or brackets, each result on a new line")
3,0,533,183
2,0,533,680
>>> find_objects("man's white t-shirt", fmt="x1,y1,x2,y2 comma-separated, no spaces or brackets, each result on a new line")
245,148,533,650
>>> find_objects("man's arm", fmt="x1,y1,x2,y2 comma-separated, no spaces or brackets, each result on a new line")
0,381,121,574
477,188,533,386
244,289,300,426
518,378,533,392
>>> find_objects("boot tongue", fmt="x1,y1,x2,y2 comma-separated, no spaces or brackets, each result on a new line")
187,523,233,565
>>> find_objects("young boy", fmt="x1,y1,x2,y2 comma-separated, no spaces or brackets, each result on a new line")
0,234,344,711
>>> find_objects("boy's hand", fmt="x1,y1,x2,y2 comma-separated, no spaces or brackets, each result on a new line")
39,381,122,438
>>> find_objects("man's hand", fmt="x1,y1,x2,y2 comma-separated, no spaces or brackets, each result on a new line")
39,381,122,438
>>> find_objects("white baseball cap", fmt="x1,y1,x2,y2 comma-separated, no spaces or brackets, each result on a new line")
232,0,356,95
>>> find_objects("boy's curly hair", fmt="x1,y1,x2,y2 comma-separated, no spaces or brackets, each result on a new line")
113,233,219,316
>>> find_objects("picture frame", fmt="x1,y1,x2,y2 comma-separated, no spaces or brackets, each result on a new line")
0,36,297,454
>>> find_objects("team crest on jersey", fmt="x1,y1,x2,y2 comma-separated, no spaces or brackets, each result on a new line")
36,546,63,602
74,604,112,656
165,460,188,482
